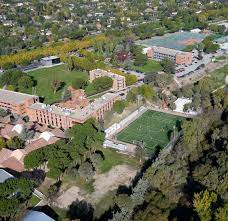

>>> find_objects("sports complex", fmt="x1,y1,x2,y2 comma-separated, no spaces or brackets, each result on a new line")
137,31,207,50
117,110,184,151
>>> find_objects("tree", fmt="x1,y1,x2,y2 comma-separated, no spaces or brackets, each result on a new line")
215,204,228,221
24,148,45,169
6,136,24,150
18,76,33,89
160,58,175,74
154,73,173,88
0,178,34,220
169,102,176,110
19,127,35,141
92,76,113,92
78,162,94,180
66,118,105,156
62,89,72,101
90,153,103,170
134,53,147,66
72,78,88,90
113,100,127,114
0,108,8,117
0,137,6,150
202,37,220,53
193,190,217,221
138,84,156,101
48,181,61,200
52,79,62,94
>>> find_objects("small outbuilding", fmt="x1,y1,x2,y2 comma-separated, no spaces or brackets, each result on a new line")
41,56,60,66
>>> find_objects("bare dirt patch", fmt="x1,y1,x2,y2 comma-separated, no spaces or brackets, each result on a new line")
53,164,137,208
55,186,85,208
90,164,137,203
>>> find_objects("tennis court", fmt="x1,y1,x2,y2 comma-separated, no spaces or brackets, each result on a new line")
117,110,184,150
137,31,207,50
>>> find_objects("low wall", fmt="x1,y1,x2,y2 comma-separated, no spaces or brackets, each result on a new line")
105,106,148,138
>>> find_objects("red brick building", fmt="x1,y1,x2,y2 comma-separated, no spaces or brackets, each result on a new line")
0,89,39,116
144,46,193,65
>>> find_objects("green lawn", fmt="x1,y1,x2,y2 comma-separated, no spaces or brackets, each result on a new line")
117,110,184,150
210,64,228,88
131,60,162,74
98,147,140,173
28,194,41,207
21,64,88,104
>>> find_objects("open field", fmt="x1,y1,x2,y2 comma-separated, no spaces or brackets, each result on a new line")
209,64,227,88
117,110,184,150
131,60,162,73
21,64,88,104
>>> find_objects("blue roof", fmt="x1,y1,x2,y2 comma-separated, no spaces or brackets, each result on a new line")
0,169,14,183
22,211,55,221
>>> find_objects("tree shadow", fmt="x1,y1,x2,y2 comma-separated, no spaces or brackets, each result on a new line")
95,204,119,221
95,150,105,160
59,82,66,91
116,185,132,195
33,205,59,221
176,120,182,131
21,169,45,187
67,200,94,221
169,205,200,221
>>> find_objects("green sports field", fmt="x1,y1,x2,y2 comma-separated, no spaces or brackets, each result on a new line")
117,110,184,150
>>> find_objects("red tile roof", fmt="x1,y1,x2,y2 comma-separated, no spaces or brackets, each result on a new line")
25,137,60,154
1,157,24,172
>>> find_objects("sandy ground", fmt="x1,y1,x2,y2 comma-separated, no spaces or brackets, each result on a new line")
55,186,85,208
90,164,137,203
54,164,137,208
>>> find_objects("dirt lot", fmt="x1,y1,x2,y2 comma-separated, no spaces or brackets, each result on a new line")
55,186,85,208
54,164,137,208
90,164,137,203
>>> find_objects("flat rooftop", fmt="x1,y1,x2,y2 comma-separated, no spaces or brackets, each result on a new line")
0,169,14,183
29,93,119,122
90,69,125,80
152,46,189,56
41,56,59,61
0,89,38,104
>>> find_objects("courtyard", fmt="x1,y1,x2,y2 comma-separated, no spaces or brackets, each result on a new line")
117,110,184,150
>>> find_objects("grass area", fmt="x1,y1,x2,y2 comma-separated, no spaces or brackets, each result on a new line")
28,194,41,207
51,207,68,221
209,64,228,88
131,60,162,73
117,110,184,150
62,174,95,194
98,147,140,173
94,190,116,219
22,64,88,104
215,55,226,61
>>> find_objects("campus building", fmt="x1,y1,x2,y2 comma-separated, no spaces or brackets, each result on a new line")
58,87,89,110
41,56,60,66
0,89,119,129
89,69,126,91
0,89,39,116
27,93,119,129
144,46,193,65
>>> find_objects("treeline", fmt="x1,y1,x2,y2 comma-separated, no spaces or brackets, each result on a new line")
24,119,105,180
0,35,107,69
66,55,137,86
0,177,35,220
106,104,228,221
